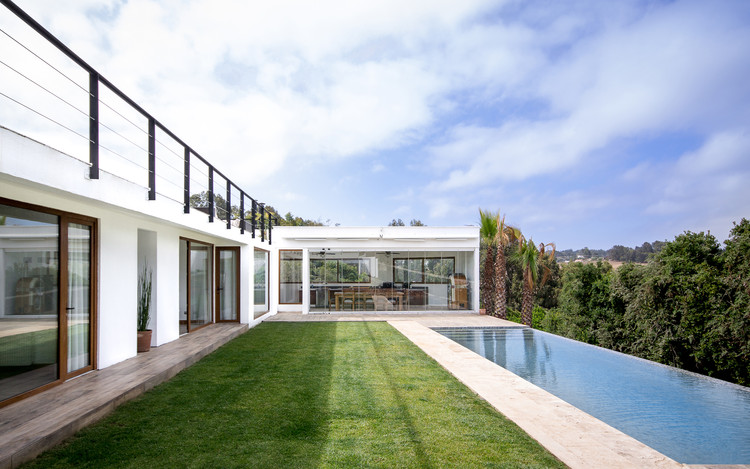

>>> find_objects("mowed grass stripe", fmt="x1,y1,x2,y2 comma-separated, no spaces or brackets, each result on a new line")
23,322,565,468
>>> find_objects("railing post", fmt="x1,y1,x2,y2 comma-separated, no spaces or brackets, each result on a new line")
251,199,257,238
226,182,231,230
269,216,273,245
183,147,190,213
240,194,245,234
88,71,99,179
260,203,265,242
148,117,156,200
208,167,214,223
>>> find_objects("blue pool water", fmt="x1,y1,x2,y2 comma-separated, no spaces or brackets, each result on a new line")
434,327,750,465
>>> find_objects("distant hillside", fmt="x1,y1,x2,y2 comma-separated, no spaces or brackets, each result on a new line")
557,241,667,263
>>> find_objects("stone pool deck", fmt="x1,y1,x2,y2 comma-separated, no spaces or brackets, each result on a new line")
390,320,683,469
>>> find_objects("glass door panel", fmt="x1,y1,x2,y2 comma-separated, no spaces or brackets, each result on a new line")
179,239,188,335
190,243,211,330
254,249,268,318
67,222,91,373
216,248,238,321
0,203,59,402
279,250,302,304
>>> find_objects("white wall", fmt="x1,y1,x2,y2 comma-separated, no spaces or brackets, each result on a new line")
1,128,275,372
155,231,180,345
99,214,138,367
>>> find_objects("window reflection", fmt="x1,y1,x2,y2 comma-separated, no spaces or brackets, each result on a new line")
0,203,59,401
280,250,302,304
254,249,268,317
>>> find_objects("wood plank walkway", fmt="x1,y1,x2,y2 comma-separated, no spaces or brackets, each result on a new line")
0,323,248,469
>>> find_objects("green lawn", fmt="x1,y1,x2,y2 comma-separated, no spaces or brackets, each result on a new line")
24,322,564,468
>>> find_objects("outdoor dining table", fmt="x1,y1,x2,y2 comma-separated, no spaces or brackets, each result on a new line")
334,291,403,311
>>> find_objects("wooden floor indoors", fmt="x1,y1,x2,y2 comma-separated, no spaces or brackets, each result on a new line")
0,323,247,469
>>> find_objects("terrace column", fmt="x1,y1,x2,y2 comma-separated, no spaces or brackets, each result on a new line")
302,248,310,314
473,247,481,312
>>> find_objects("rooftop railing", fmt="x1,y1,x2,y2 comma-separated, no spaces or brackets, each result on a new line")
0,0,276,243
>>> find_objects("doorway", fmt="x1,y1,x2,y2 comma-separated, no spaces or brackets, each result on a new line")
179,238,213,334
215,247,239,322
0,199,97,407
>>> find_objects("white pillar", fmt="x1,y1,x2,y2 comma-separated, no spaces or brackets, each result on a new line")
473,247,480,312
302,248,310,314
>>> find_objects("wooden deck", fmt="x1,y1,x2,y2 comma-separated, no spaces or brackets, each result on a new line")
0,323,248,469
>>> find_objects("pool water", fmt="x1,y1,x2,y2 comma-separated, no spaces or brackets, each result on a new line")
435,327,750,465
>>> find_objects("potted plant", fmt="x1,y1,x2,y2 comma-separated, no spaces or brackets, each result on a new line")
137,265,153,352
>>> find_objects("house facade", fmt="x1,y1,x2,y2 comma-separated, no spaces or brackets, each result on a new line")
0,126,274,406
0,127,479,408
274,226,479,314
0,1,478,409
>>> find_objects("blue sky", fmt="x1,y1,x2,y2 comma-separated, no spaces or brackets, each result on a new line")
5,0,750,249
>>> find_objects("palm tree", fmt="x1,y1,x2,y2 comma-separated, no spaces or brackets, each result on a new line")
517,237,556,327
478,209,499,315
494,216,521,319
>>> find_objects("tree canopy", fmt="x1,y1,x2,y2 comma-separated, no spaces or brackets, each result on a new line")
538,220,750,386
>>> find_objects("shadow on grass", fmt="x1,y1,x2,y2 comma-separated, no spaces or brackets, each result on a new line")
23,322,338,469
361,321,433,469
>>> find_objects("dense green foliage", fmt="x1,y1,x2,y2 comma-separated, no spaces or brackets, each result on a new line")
266,206,325,226
606,241,667,262
188,191,324,226
526,220,750,386
503,244,561,312
24,323,564,468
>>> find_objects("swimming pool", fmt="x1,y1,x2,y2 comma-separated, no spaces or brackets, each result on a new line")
434,327,750,465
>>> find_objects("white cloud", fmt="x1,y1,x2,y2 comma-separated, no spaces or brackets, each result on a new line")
25,0,511,189
4,0,749,247
426,0,750,193
646,129,750,218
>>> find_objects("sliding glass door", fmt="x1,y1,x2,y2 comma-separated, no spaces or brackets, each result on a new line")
279,250,302,304
308,249,474,312
1,199,96,406
254,249,268,318
216,247,239,322
179,238,213,334
65,221,94,375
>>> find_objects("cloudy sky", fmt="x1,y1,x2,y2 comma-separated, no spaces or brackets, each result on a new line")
3,0,750,249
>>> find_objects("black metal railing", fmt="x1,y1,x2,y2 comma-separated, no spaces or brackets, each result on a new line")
0,0,277,242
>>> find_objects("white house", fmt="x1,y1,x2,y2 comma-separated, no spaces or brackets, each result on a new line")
0,2,478,409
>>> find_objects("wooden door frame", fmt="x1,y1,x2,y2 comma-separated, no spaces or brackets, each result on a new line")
180,237,214,333
0,197,98,407
215,246,240,323
59,214,98,381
